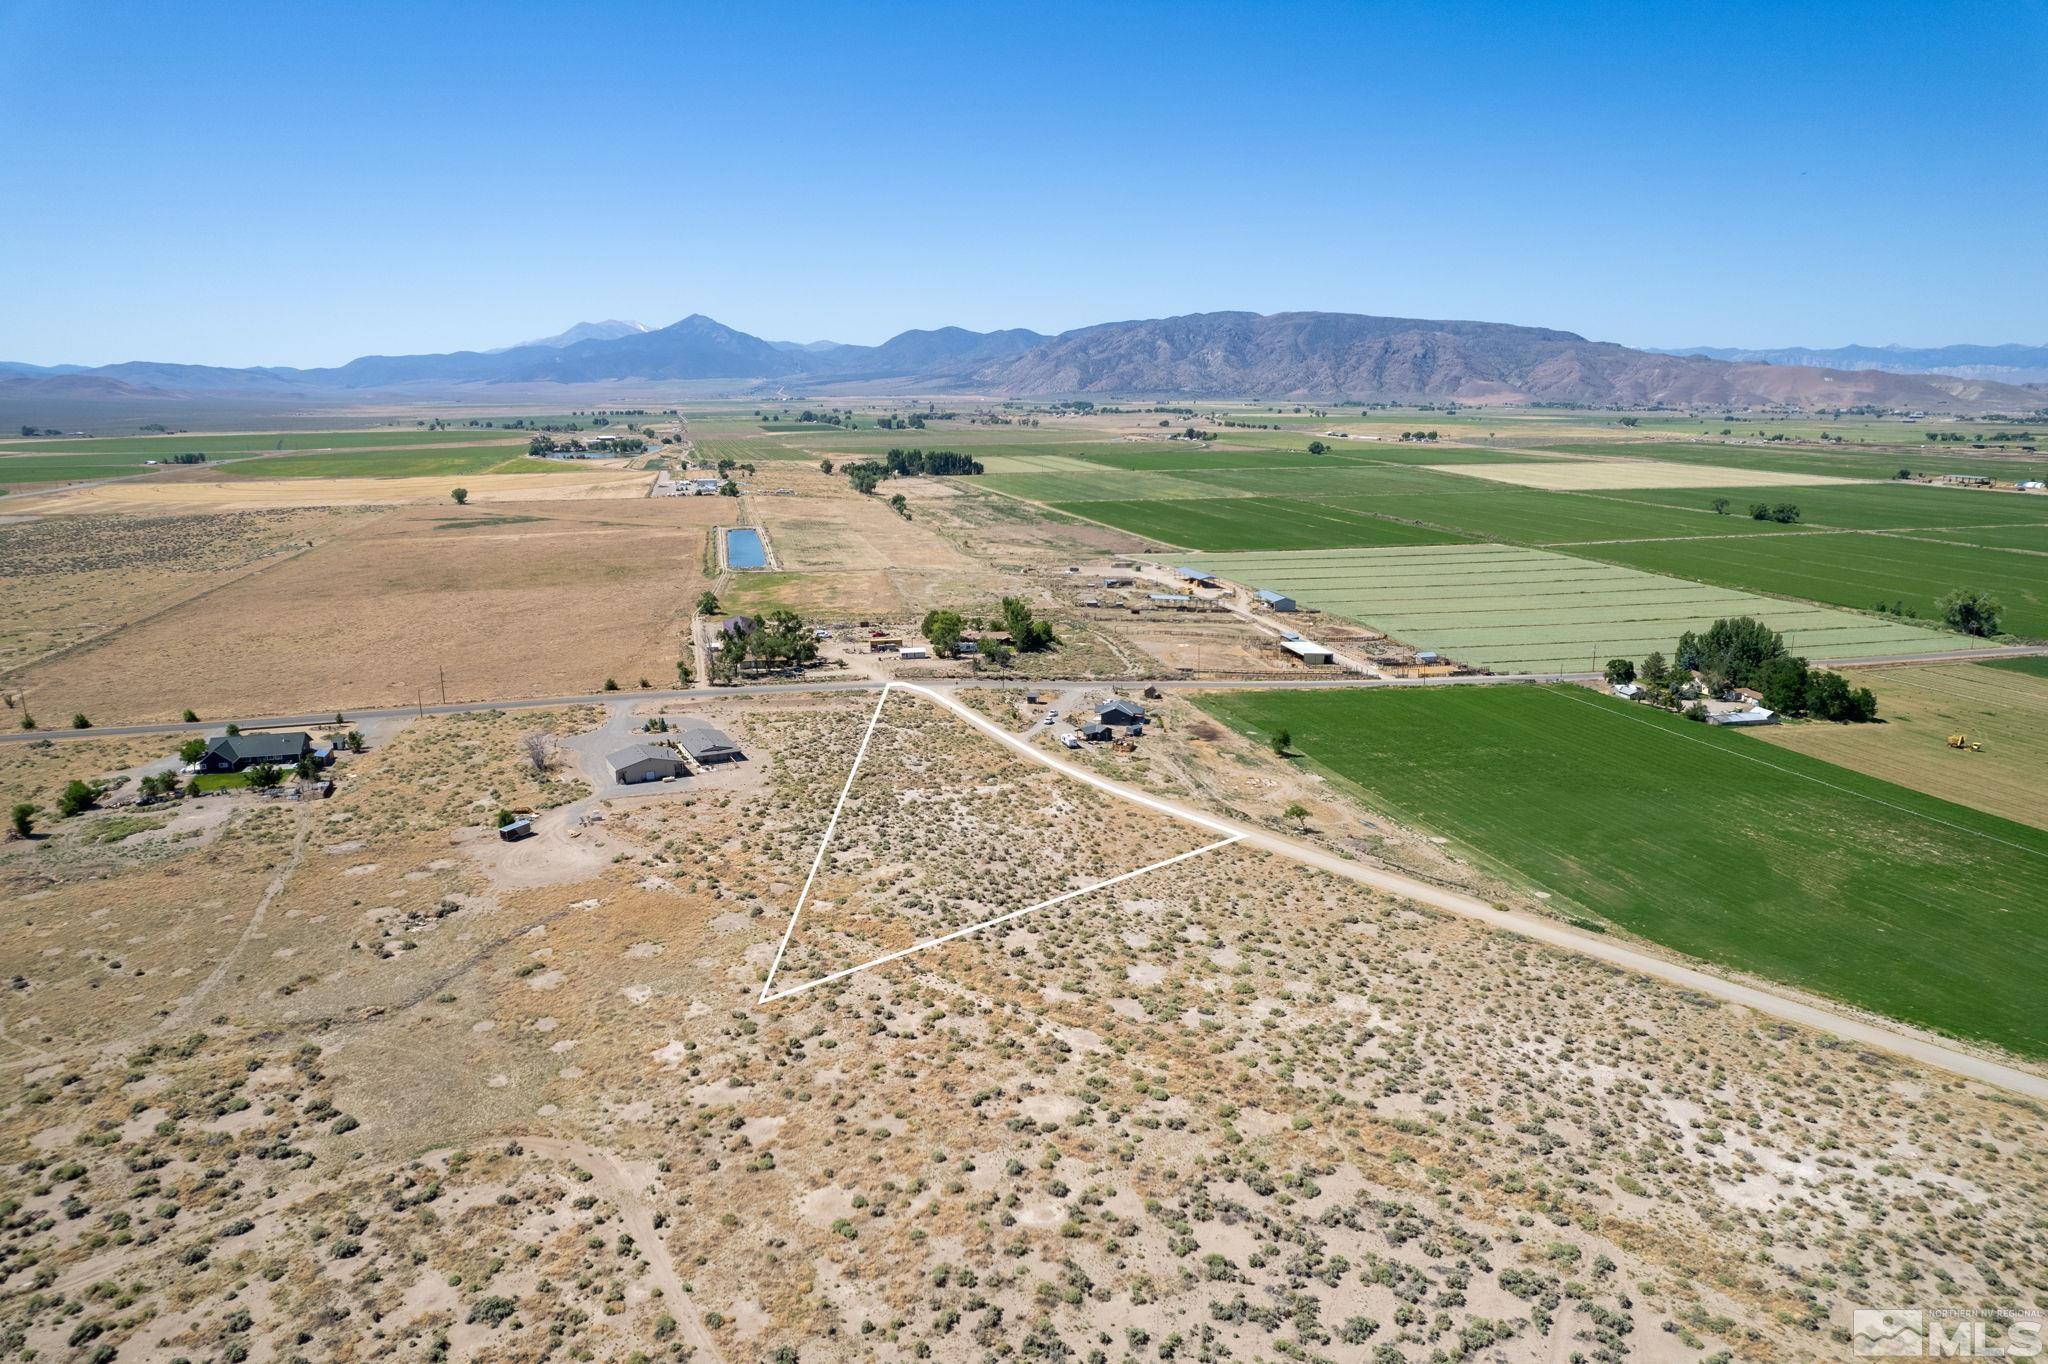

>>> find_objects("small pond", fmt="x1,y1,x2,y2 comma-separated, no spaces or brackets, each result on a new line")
726,527,767,569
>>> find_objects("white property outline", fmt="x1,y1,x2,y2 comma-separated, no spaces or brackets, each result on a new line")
758,682,1243,1003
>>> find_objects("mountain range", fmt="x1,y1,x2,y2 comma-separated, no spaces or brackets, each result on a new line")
1649,342,2048,385
5,312,2041,411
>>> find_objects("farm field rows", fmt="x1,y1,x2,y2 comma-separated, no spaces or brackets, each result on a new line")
215,445,565,478
1430,458,1861,490
1597,482,2048,530
1181,544,1959,672
1056,496,1472,551
0,428,526,455
1527,440,2046,483
1195,684,2048,1057
1747,661,2048,830
1571,531,2048,640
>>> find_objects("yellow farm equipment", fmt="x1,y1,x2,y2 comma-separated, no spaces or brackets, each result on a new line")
1946,734,1984,752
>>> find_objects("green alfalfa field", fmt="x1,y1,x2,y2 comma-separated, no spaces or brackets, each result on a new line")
1197,682,2048,1058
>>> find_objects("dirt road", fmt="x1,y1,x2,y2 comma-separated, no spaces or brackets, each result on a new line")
898,684,2048,1101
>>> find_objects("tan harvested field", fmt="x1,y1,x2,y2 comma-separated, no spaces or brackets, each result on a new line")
8,500,721,724
1429,460,1866,490
1,692,2041,1362
0,505,353,675
1749,661,2048,829
3,465,653,513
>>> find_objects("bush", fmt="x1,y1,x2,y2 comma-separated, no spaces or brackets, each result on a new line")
56,780,99,818
71,714,91,729
1939,588,2002,637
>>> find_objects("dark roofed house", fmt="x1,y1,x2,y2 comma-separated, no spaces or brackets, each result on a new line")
1079,722,1113,742
609,743,686,784
198,731,312,773
1095,699,1147,727
677,723,744,765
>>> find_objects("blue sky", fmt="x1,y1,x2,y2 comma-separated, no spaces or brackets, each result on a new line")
2,0,2043,366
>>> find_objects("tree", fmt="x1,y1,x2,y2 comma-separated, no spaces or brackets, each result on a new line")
979,639,1013,668
57,779,99,817
496,809,518,828
450,487,469,505
1757,654,1810,715
602,677,619,691
718,480,738,497
1639,651,1668,686
244,763,284,791
888,493,910,519
1271,727,1291,756
1306,440,1328,455
1710,497,1730,515
818,459,834,475
675,658,694,688
182,708,198,723
1939,588,2002,637
921,609,965,657
71,714,91,729
523,731,553,775
1603,658,1636,687
696,591,721,616
9,803,34,839
179,737,207,764
345,729,366,754
1283,801,1310,831
1692,616,1786,691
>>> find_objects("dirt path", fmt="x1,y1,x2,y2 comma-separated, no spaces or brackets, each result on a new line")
522,1137,728,1364
132,804,310,1049
900,684,2048,1101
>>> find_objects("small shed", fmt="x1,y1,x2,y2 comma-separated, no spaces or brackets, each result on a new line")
498,817,534,841
677,723,744,765
1253,589,1298,612
1079,723,1112,742
1280,639,1336,665
610,743,686,784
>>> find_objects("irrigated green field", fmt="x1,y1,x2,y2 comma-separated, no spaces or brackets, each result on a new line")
1197,684,2048,1057
1181,544,1959,672
1573,532,2048,640
1531,440,2046,483
1598,482,2048,530
1057,497,1472,551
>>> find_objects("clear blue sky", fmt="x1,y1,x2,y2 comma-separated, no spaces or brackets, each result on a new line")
2,0,2043,367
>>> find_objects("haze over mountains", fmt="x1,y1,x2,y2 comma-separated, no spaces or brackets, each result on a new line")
1649,342,2048,385
5,312,2042,412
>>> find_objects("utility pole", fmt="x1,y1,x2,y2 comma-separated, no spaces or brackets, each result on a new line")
439,666,447,705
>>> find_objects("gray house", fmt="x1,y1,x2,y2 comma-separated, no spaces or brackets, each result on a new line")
198,731,312,773
1095,699,1147,727
609,743,686,784
677,723,744,765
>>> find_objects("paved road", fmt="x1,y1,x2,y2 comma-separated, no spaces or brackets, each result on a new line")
7,641,2039,747
895,683,2048,1101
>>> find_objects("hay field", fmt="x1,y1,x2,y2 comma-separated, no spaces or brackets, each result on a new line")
9,500,721,723
1749,661,2048,828
1182,543,1957,672
1429,459,1865,490
4,464,653,512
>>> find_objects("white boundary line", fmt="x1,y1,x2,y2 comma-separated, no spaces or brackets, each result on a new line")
758,682,1243,1003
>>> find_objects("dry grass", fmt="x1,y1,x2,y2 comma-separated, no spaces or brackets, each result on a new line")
9,501,722,723
1427,460,1862,490
4,464,653,513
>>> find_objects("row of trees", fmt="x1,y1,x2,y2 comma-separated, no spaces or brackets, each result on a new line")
882,447,983,477
709,609,818,683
